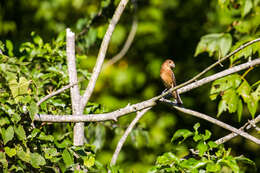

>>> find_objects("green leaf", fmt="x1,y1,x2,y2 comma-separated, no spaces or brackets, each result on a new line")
235,155,255,166
18,77,30,95
171,129,193,143
0,152,8,169
29,101,38,120
2,126,14,145
210,74,242,99
62,149,74,168
14,125,26,141
208,141,218,149
230,37,260,64
83,155,95,168
195,33,232,57
217,100,228,117
9,79,19,98
237,99,243,122
241,0,253,17
247,95,258,118
16,146,31,163
6,40,14,56
156,152,180,166
251,84,260,101
4,147,16,157
203,130,211,141
206,162,221,172
196,142,208,157
38,132,54,141
219,156,239,173
33,35,43,47
237,81,251,103
222,89,239,113
193,123,200,131
30,152,46,168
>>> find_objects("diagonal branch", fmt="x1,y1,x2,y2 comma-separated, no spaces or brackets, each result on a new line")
110,108,151,166
215,115,260,144
37,81,80,106
80,0,130,110
160,99,260,145
34,58,260,122
104,17,138,68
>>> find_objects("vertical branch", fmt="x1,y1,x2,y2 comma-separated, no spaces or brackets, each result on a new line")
110,108,151,166
80,0,129,110
66,28,84,146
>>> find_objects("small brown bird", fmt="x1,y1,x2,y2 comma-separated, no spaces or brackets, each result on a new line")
160,59,183,104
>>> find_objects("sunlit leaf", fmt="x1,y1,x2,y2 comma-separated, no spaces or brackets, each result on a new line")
195,33,232,57
62,149,74,167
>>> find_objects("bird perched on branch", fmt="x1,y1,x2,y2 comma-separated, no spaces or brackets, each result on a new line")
160,59,183,104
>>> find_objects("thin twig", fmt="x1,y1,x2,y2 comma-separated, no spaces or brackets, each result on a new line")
110,108,151,166
160,99,260,145
104,17,138,68
34,58,260,122
80,0,130,111
215,115,260,145
37,81,80,106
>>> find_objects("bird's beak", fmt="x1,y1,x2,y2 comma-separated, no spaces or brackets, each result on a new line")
170,63,175,68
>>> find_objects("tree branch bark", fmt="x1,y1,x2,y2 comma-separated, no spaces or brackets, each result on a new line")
80,0,130,110
66,29,84,146
110,108,151,166
160,99,260,145
34,58,260,122
104,17,138,68
215,115,260,145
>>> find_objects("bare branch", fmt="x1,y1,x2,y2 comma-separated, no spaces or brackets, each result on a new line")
215,115,260,145
66,28,84,146
104,17,138,68
80,0,130,110
161,99,260,145
110,108,151,166
37,81,79,106
34,58,260,122
34,99,155,122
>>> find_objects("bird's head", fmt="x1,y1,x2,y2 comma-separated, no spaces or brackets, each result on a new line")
165,59,175,69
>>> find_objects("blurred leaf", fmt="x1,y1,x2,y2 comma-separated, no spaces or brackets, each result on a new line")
4,147,16,157
206,162,221,172
156,152,180,166
217,100,228,117
38,132,54,141
241,0,253,17
83,155,95,168
251,84,260,101
30,152,46,168
195,33,232,57
6,40,14,56
62,149,74,167
171,129,193,143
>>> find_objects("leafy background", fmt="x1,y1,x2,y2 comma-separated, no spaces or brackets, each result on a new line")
0,0,260,172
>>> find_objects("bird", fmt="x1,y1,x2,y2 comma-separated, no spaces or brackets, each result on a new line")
160,59,183,104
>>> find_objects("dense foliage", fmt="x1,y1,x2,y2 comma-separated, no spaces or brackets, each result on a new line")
0,0,260,172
